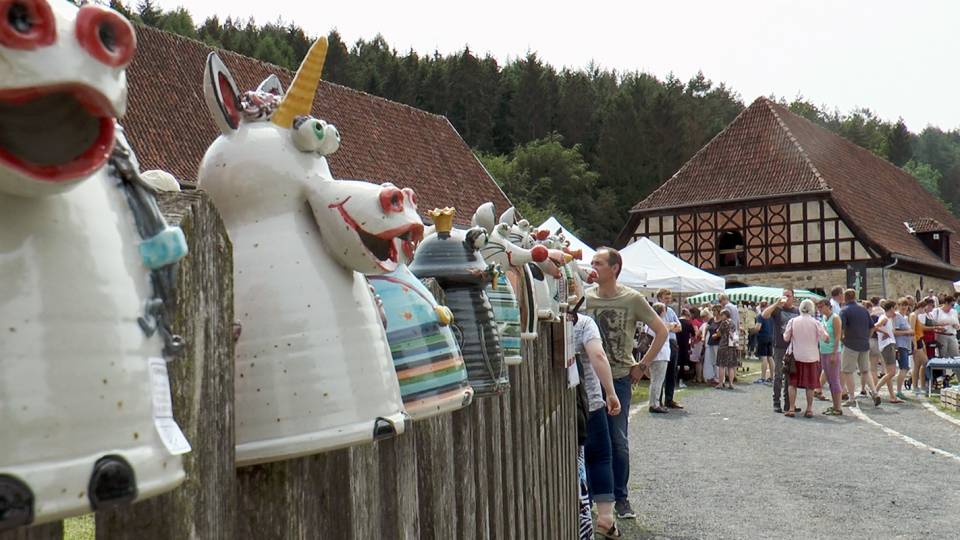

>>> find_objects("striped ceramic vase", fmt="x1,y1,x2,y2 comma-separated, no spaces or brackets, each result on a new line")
368,265,474,420
485,272,523,365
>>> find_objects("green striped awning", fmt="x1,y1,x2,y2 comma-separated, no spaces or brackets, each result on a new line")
687,286,823,305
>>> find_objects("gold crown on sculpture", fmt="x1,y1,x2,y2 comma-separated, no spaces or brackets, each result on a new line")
429,207,456,234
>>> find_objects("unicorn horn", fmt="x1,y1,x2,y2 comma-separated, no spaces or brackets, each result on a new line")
272,37,328,128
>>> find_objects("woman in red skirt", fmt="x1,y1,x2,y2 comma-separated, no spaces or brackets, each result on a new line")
782,299,829,418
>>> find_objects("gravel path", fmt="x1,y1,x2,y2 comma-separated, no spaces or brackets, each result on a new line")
615,382,960,539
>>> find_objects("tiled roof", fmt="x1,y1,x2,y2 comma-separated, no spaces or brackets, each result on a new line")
906,218,953,234
629,96,960,268
122,26,510,226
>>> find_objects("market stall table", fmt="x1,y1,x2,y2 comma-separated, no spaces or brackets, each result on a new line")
925,357,960,395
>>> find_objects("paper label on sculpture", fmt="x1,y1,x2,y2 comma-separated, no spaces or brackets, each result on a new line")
148,357,192,455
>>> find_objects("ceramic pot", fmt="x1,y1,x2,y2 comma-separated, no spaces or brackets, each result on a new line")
0,2,188,528
368,265,474,419
409,213,508,397
485,273,523,365
197,41,410,465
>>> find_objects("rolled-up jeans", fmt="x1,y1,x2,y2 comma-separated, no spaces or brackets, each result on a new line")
605,375,633,501
584,408,614,502
772,347,790,407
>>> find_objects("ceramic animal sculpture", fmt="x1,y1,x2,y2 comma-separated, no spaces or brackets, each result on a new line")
0,1,191,528
409,209,509,396
473,203,550,362
368,264,474,419
197,38,419,465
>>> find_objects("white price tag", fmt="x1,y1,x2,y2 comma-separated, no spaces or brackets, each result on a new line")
155,417,192,455
148,357,191,456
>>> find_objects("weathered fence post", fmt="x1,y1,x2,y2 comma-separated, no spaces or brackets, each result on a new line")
95,191,237,539
0,524,62,540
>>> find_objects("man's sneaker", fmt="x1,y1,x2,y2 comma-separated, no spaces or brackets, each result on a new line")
753,378,765,385
615,499,637,519
678,381,687,389
773,405,783,414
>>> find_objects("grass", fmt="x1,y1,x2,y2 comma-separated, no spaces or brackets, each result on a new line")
64,514,94,540
927,393,960,420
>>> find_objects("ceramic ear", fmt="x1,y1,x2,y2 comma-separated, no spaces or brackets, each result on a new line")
471,201,496,233
256,74,284,95
203,52,241,134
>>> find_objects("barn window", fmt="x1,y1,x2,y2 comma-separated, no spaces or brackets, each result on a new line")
716,230,744,268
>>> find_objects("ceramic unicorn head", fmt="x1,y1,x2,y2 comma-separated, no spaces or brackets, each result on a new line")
0,1,189,528
198,38,420,465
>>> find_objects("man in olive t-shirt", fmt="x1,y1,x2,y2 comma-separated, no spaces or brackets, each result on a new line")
585,247,667,520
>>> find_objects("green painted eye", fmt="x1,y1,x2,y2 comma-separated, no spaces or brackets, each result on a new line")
313,121,325,140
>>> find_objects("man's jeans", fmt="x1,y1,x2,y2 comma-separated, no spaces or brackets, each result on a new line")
772,347,789,408
662,340,679,403
606,375,633,501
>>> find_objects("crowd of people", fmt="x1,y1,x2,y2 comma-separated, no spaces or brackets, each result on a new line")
571,246,960,539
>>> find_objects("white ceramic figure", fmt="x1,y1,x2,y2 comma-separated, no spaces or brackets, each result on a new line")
0,1,190,528
197,39,418,466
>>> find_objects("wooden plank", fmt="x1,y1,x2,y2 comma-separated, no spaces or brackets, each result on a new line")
96,191,236,540
485,398,504,540
377,434,420,540
349,444,381,540
499,384,517,540
313,449,351,537
451,408,476,540
0,523,63,540
471,400,489,539
414,414,456,537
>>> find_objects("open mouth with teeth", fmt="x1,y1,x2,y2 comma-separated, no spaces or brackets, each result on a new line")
328,197,424,271
0,85,116,182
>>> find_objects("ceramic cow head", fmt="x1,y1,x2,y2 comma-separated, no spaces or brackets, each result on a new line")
0,0,136,197
200,38,423,274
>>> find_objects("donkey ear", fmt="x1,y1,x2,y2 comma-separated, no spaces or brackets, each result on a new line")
256,74,284,96
203,52,241,135
471,201,496,233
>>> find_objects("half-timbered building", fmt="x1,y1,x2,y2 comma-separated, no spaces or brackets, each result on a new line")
616,97,960,298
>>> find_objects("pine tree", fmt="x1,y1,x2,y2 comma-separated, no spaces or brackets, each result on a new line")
886,119,913,166
136,0,161,26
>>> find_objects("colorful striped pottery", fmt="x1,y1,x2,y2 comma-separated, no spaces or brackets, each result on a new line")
486,272,523,365
369,265,474,419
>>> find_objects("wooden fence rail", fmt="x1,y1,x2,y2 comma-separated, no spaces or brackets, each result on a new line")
2,191,577,540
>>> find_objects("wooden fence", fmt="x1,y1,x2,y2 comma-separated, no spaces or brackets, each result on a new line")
2,191,577,540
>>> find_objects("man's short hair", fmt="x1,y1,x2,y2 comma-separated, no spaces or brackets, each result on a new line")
869,296,881,306
944,295,955,304
782,287,795,295
844,289,857,302
830,286,843,297
596,247,622,277
881,300,896,311
656,288,672,300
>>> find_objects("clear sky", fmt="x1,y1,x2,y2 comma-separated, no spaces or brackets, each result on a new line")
154,0,960,131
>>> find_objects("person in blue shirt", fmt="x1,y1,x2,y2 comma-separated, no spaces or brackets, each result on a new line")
754,301,775,384
655,288,684,409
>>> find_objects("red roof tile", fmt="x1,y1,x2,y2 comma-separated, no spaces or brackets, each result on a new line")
628,97,960,269
906,218,953,234
122,26,510,226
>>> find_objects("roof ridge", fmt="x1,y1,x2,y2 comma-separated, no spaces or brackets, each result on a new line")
137,25,452,124
760,98,831,192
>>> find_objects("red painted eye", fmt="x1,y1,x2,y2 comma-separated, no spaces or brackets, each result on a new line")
535,229,550,241
379,184,404,213
0,0,55,50
76,5,136,68
402,187,417,208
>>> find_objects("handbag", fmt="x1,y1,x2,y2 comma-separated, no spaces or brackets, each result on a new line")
782,343,797,375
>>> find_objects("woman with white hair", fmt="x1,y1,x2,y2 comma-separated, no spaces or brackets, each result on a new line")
782,299,829,417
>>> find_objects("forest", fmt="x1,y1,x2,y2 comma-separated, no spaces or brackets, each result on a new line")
111,1,960,246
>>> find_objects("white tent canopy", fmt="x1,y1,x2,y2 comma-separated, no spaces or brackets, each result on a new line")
538,217,646,288
618,237,725,293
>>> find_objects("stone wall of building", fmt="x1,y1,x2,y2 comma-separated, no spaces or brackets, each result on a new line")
874,269,955,299
721,269,847,295
721,267,955,300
